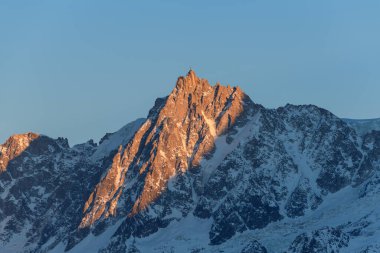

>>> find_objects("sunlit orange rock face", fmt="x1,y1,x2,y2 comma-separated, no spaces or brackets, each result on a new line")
80,70,249,227
0,132,39,172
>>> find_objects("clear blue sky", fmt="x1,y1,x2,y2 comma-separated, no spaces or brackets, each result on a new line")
1,0,379,145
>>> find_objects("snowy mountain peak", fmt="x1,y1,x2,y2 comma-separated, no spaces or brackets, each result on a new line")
79,71,253,228
1,71,379,253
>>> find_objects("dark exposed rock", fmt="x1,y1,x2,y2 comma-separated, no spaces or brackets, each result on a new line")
241,240,268,253
287,227,350,253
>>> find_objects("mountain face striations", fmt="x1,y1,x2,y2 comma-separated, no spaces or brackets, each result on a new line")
1,70,379,253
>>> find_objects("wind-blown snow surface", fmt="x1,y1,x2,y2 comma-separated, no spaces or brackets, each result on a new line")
51,219,126,253
1,75,380,253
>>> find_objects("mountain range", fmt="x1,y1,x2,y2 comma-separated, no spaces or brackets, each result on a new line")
1,70,380,253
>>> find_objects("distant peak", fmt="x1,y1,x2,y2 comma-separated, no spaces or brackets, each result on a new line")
3,132,39,145
0,132,40,171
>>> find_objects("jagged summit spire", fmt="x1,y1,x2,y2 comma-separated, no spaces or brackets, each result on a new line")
171,68,212,96
175,69,201,92
187,68,196,77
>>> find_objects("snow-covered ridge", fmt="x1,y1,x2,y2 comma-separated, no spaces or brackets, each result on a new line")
91,118,145,161
344,118,380,136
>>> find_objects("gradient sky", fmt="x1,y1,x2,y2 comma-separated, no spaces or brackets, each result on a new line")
1,0,379,145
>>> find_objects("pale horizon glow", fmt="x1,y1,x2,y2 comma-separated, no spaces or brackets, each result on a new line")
1,0,380,145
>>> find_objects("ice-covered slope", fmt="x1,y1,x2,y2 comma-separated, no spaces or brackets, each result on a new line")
1,70,379,253
91,118,145,161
